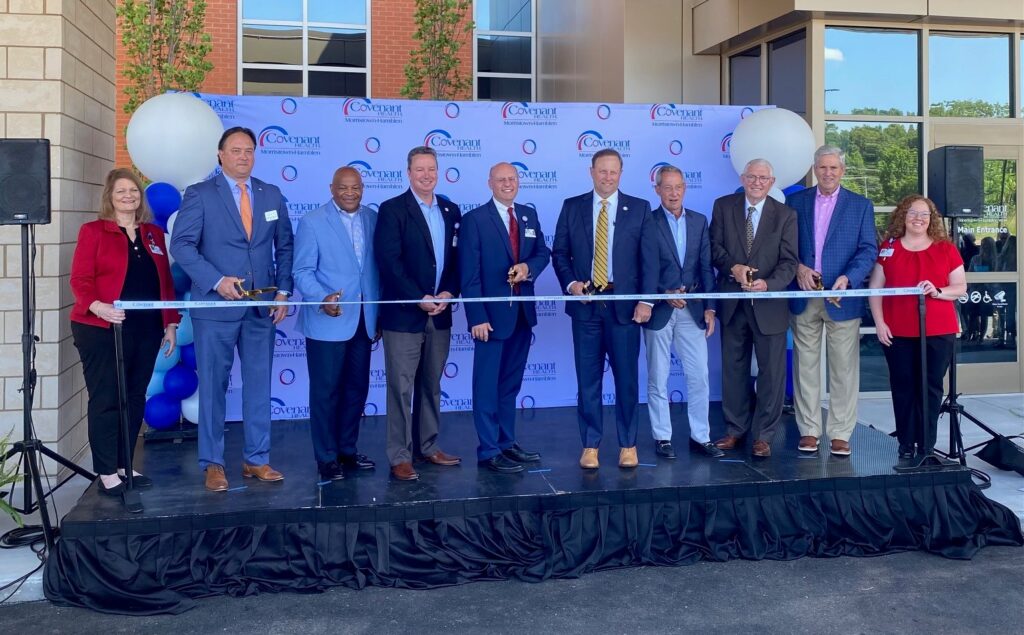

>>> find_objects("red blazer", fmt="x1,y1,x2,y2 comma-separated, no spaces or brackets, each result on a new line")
70,219,180,329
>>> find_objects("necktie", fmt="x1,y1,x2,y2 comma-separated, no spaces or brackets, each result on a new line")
238,182,253,240
745,205,755,256
593,199,609,288
507,207,519,263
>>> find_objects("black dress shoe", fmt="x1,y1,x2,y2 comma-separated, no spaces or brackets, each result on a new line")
481,454,525,473
119,473,154,489
97,480,125,497
338,453,376,470
691,439,725,458
655,440,676,459
318,461,345,481
898,444,915,459
502,443,540,463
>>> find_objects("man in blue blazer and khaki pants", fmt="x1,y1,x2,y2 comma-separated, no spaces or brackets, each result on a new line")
172,126,294,491
786,145,877,456
459,162,550,473
293,166,379,481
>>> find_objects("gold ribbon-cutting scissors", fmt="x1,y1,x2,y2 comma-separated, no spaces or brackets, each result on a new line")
234,280,279,299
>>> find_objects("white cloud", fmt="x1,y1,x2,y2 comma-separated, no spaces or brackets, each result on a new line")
824,47,845,62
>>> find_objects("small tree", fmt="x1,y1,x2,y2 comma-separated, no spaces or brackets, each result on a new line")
118,0,214,115
401,0,474,100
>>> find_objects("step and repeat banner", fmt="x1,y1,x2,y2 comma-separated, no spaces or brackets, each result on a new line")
193,94,763,420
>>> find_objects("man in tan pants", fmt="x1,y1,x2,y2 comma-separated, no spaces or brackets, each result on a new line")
785,146,877,456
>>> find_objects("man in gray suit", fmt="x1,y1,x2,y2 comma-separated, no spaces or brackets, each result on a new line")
710,159,797,458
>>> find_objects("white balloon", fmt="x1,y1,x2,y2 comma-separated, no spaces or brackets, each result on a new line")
126,93,224,190
181,389,200,424
768,186,786,204
166,210,178,236
729,108,816,188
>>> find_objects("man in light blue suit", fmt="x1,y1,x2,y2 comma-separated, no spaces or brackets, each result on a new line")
460,162,550,474
787,145,877,456
293,167,379,482
171,127,294,492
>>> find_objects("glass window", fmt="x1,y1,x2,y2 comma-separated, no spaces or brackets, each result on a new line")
956,159,1017,272
957,283,1018,364
475,1,534,101
308,27,366,67
929,32,1011,117
729,47,760,106
476,0,532,32
242,68,302,96
769,30,806,116
243,0,302,22
308,0,366,25
825,122,921,207
242,26,303,65
858,335,891,392
477,35,531,74
309,71,367,97
477,76,531,101
824,27,918,116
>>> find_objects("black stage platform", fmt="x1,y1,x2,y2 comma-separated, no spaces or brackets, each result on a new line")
44,405,1023,614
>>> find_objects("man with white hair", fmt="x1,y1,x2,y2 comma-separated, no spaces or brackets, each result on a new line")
786,146,876,456
710,159,798,458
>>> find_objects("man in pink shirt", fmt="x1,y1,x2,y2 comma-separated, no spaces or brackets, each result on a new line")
786,146,877,456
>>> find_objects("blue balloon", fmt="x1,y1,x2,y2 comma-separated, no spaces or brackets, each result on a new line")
176,312,194,346
153,340,180,372
146,370,166,397
163,363,199,399
783,184,806,196
146,182,181,219
171,262,191,297
144,393,181,430
179,343,196,369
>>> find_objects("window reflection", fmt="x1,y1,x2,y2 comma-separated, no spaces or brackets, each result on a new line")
309,71,366,97
243,26,303,65
243,0,302,22
309,0,366,25
769,30,806,116
730,47,760,106
824,27,918,116
957,283,1017,362
476,0,532,32
477,77,531,101
955,160,1017,272
242,68,302,96
825,122,920,206
928,32,1011,118
477,35,531,74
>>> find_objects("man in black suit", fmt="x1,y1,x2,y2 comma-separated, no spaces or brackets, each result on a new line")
710,158,798,458
374,146,462,481
552,148,656,470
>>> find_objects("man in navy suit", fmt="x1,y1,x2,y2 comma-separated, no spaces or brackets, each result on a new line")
552,148,656,470
171,127,293,491
460,162,550,473
293,167,379,482
642,165,724,460
787,146,876,456
374,146,462,481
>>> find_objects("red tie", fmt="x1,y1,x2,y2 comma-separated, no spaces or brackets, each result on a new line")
507,207,519,262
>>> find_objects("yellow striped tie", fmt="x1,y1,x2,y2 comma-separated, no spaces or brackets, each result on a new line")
593,199,609,288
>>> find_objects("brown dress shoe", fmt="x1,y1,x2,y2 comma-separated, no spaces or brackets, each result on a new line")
242,463,284,481
798,436,819,452
752,440,772,457
830,439,851,456
205,464,228,492
618,446,638,468
422,450,461,466
579,448,599,469
391,462,419,481
714,435,741,450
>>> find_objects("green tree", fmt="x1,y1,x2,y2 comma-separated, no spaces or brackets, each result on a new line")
401,0,474,100
929,99,1011,118
118,0,214,115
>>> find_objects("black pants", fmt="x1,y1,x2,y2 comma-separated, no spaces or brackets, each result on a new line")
720,301,787,443
883,335,954,454
72,321,162,475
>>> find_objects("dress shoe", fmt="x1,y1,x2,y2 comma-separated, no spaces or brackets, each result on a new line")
751,440,772,458
830,439,851,456
318,461,345,481
898,444,915,459
391,462,419,481
714,435,742,450
119,473,154,489
798,436,819,452
205,464,228,492
481,454,525,474
338,453,376,470
502,443,541,463
97,479,125,497
422,450,461,466
619,446,639,468
242,463,284,482
655,440,676,459
579,448,599,469
690,439,725,458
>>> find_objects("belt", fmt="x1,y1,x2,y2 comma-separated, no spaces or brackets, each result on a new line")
595,282,615,294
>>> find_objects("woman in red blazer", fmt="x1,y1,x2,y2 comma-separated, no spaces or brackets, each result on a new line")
70,168,179,496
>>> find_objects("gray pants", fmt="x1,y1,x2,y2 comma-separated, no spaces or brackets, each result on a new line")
383,318,450,465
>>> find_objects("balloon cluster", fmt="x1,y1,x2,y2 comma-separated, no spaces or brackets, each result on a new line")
728,108,817,202
129,93,224,430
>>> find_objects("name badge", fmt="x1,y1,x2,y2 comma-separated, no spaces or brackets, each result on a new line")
879,248,894,257
265,209,279,221
524,228,536,238
148,244,164,256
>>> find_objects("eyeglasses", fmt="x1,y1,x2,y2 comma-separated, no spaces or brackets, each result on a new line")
906,211,931,219
742,175,773,184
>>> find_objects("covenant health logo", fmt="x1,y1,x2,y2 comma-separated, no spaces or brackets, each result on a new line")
510,161,557,190
423,129,482,158
440,390,472,410
341,98,403,123
576,130,631,158
270,397,310,418
721,132,733,157
192,93,237,118
649,104,704,128
281,165,298,182
278,369,296,385
535,300,558,317
445,167,461,183
280,97,298,115
347,160,403,190
523,361,557,383
521,139,537,155
274,328,305,358
286,201,320,222
257,125,321,156
450,331,474,352
649,163,703,189
501,101,557,126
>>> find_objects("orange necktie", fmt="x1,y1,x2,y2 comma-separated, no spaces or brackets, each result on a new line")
238,182,253,240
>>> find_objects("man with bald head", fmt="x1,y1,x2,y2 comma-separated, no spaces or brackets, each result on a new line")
293,166,380,481
459,163,550,473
